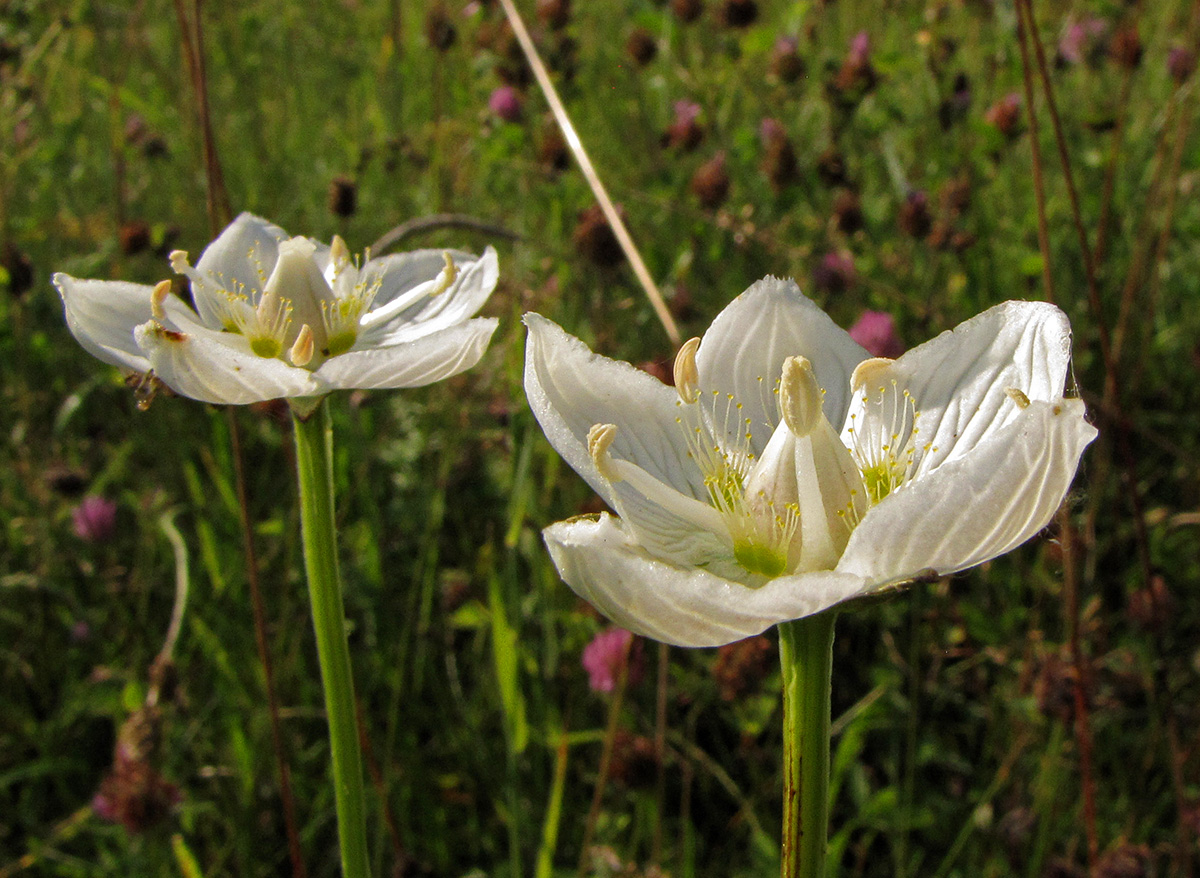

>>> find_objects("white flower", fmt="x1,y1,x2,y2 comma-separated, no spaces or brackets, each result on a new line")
55,213,499,406
524,278,1097,647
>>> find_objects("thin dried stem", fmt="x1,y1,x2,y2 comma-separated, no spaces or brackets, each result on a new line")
652,641,669,865
577,638,632,875
371,213,519,254
1059,509,1099,871
1018,0,1112,382
171,0,231,231
229,409,309,878
1130,86,1196,394
496,0,681,346
356,698,411,875
1018,0,1154,589
170,3,305,872
1014,3,1054,304
1092,68,1135,269
1111,84,1182,365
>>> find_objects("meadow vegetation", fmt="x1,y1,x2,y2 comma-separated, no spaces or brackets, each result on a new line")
2,0,1199,875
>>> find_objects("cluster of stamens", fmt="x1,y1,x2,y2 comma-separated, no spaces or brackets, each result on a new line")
844,358,926,505
671,339,803,577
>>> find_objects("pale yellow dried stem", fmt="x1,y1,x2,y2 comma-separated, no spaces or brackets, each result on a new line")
496,0,681,346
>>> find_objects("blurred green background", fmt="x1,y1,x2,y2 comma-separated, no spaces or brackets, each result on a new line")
2,0,1198,875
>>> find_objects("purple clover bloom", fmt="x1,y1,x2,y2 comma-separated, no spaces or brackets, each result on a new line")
849,310,905,359
73,496,118,543
582,627,636,692
489,85,523,123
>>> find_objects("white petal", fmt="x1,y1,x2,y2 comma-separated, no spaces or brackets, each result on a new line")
55,273,195,374
603,456,734,570
694,276,869,454
360,247,499,346
135,320,322,404
191,213,289,327
544,515,869,647
837,399,1097,584
696,275,873,448
848,300,1074,477
523,313,709,507
314,318,498,390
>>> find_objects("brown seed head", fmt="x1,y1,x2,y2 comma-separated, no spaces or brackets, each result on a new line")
328,175,358,218
573,204,624,268
626,27,657,66
671,0,703,24
691,152,730,209
424,5,457,51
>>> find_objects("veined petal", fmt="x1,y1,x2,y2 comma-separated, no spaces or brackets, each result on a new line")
544,514,869,647
523,314,710,506
602,456,734,571
135,320,322,404
694,276,869,454
846,300,1074,478
837,399,1096,584
55,274,194,374
361,249,468,306
314,318,499,390
191,213,288,328
360,247,499,346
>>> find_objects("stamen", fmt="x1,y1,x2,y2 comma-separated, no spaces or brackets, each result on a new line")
848,376,921,505
150,280,172,321
851,356,895,392
329,235,352,272
290,324,314,367
673,337,701,404
430,251,458,297
588,423,621,482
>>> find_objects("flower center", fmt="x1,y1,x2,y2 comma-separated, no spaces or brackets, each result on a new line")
672,342,809,578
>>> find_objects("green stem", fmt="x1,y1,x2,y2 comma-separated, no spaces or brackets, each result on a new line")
293,400,371,878
778,612,836,878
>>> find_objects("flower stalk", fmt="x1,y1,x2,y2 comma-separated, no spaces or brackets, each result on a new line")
778,612,836,878
293,400,370,878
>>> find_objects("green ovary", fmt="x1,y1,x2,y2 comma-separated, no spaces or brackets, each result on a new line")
735,541,788,578
862,463,896,505
325,329,357,357
250,336,283,359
